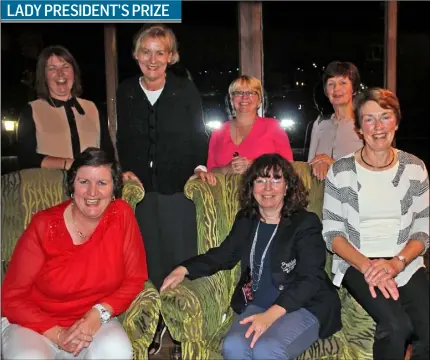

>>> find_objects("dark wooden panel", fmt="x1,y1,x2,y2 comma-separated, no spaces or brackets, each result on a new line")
239,2,263,82
104,24,118,150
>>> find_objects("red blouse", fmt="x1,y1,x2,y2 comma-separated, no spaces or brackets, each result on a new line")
1,199,148,334
206,117,294,171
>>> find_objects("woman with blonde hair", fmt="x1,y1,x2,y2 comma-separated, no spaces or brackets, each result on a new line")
116,24,208,358
195,75,293,186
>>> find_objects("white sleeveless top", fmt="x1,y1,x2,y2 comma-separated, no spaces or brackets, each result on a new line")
357,161,424,286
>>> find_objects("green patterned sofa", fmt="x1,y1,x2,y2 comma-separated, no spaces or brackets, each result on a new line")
160,161,376,360
1,168,160,360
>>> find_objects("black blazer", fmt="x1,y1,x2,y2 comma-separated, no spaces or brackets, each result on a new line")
181,210,342,339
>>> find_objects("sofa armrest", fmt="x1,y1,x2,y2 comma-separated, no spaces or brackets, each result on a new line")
120,280,160,358
161,273,232,342
122,180,145,210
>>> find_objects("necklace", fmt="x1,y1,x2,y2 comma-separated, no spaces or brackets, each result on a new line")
71,206,88,240
360,147,395,169
232,118,256,157
75,227,88,240
249,221,279,292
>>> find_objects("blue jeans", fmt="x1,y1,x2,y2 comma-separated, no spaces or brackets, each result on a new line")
222,304,320,360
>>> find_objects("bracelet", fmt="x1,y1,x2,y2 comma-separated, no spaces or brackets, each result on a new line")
56,327,64,349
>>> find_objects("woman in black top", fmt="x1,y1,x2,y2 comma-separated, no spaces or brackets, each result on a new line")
17,45,114,170
116,24,208,358
162,154,341,360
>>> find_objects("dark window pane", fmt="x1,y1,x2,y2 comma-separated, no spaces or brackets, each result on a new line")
263,1,385,159
397,1,430,167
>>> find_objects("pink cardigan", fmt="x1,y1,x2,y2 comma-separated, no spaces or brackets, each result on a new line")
207,117,293,171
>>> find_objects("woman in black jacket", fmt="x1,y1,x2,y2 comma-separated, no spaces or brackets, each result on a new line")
161,154,341,360
116,24,208,358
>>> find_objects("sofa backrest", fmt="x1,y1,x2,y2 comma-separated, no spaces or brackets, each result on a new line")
184,161,325,295
1,168,145,278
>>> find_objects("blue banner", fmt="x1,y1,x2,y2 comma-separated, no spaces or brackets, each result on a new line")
1,0,182,21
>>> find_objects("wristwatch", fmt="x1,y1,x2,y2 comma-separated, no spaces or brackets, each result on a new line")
394,255,407,268
93,304,111,323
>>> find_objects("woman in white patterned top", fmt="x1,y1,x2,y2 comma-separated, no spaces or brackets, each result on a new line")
322,88,429,360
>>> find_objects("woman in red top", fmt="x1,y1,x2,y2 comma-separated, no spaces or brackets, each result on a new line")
1,148,148,359
195,75,293,185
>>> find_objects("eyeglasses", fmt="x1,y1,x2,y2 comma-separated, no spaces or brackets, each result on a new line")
254,178,284,186
231,90,258,97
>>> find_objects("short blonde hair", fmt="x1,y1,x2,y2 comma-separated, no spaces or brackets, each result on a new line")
133,24,180,65
228,75,263,102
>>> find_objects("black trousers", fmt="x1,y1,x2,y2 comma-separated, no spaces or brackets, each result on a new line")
343,267,429,360
135,192,198,290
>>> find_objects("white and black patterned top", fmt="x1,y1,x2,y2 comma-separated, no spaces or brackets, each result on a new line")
322,149,429,287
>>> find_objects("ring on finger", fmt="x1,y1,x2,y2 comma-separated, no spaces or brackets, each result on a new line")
383,268,389,274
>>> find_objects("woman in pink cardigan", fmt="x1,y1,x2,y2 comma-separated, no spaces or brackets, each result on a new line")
195,75,293,185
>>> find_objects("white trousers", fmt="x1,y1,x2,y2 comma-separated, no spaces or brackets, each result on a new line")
1,317,133,360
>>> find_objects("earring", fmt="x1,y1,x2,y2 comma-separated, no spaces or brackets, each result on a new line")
71,193,74,199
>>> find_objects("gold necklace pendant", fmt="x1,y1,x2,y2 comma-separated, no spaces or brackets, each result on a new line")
76,228,88,240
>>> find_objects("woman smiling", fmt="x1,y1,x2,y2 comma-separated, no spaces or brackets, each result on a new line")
323,88,429,360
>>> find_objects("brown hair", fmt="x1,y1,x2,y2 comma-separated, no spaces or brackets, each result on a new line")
322,61,361,95
67,147,123,199
240,153,309,219
35,45,82,100
354,88,401,131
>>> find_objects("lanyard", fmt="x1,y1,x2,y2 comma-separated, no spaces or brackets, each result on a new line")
249,221,278,292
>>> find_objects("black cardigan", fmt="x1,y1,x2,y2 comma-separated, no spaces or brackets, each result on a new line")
181,210,342,339
116,71,208,194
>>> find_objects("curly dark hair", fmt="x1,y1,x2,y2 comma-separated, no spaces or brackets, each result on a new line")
240,154,309,219
66,147,123,199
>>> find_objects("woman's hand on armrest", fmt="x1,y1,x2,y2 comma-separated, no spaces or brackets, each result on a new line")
41,156,74,170
212,157,250,175
194,168,217,186
122,171,143,187
160,266,189,292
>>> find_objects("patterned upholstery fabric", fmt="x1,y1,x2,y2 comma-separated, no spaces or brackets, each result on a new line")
1,168,159,360
161,161,375,359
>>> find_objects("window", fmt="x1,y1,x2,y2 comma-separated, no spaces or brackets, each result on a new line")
263,1,385,160
396,1,430,167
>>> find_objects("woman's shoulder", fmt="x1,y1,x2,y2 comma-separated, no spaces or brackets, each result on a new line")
28,98,49,111
76,97,96,107
166,70,199,95
109,199,135,218
330,153,357,175
289,210,321,227
117,76,141,93
31,200,70,223
210,120,231,138
258,117,278,126
397,149,427,169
